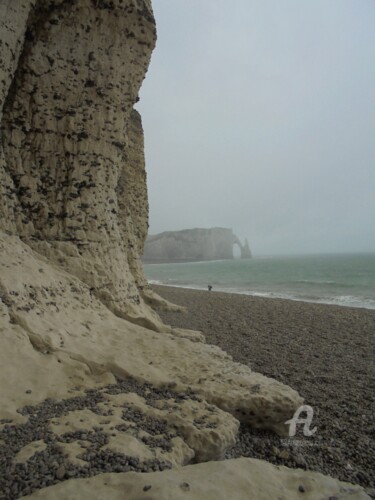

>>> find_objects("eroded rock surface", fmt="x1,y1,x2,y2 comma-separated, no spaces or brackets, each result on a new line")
0,377,239,498
25,458,370,500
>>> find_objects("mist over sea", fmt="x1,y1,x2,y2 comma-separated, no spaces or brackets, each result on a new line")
144,253,375,310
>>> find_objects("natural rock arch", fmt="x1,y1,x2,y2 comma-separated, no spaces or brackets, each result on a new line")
232,235,252,259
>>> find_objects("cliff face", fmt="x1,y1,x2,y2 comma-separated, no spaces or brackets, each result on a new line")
143,227,252,263
0,0,161,329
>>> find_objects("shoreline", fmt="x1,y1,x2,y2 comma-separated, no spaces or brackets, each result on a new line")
153,284,375,492
148,281,375,311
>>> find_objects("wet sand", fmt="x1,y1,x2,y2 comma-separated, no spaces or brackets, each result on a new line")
153,285,375,493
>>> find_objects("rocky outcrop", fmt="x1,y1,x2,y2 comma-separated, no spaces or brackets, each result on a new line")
0,231,306,498
26,458,370,500
143,227,252,263
0,2,368,499
241,237,252,258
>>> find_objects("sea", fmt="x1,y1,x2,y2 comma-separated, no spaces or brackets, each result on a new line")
144,253,375,310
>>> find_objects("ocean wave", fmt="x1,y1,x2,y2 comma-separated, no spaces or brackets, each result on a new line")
148,279,166,285
247,291,375,310
293,279,339,285
322,295,375,309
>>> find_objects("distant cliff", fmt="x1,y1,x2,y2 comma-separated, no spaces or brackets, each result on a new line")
143,228,252,263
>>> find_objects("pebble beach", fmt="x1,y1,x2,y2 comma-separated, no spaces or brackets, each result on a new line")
153,284,375,494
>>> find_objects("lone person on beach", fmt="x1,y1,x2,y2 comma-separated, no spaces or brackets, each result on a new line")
208,285,213,291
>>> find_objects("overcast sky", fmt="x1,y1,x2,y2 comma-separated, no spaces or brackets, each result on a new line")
137,0,375,256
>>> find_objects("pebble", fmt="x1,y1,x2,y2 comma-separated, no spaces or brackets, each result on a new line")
278,450,290,460
271,446,280,456
294,453,307,468
55,465,66,480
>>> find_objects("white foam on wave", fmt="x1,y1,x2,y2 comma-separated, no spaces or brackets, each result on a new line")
245,291,375,310
294,279,339,285
322,295,375,309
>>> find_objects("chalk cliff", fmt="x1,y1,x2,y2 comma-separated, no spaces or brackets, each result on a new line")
143,227,252,263
0,2,369,499
0,0,169,330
